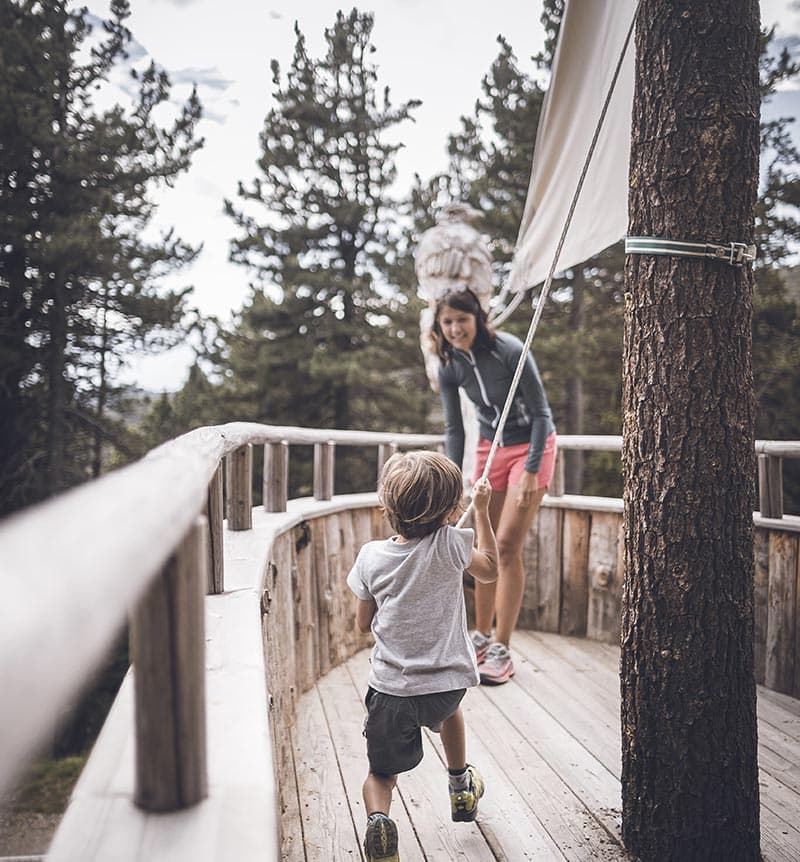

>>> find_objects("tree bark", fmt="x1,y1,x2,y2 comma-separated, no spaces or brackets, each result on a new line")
0,247,32,513
621,2,761,860
93,290,110,479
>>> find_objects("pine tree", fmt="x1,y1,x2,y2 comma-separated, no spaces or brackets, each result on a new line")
224,9,429,493
621,2,761,855
447,35,547,280
0,0,203,513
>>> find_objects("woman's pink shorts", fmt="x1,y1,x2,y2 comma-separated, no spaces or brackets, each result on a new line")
472,432,557,492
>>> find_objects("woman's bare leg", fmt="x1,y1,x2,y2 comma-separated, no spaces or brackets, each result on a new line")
472,490,506,635
493,486,546,646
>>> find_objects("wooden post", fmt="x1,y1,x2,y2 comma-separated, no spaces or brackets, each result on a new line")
559,510,590,636
130,517,208,811
764,532,799,695
376,443,398,484
313,441,335,501
758,454,783,519
753,528,769,685
206,465,224,594
264,441,289,513
225,444,253,530
549,449,565,497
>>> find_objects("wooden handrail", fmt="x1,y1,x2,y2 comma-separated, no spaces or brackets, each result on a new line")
754,440,800,457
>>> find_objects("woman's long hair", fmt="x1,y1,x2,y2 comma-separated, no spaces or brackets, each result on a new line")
431,286,496,363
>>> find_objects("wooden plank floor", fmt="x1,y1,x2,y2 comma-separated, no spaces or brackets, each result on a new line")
286,631,800,861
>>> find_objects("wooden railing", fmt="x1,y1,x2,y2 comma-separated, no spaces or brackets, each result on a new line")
0,425,798,860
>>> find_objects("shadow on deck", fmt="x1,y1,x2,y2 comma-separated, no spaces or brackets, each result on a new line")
289,631,800,862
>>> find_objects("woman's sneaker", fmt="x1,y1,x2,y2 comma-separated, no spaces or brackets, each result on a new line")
470,630,492,664
363,813,399,862
479,643,514,685
450,764,485,822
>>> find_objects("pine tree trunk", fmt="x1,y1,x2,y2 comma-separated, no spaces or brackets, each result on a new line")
93,294,110,478
46,270,68,496
621,2,761,859
0,248,31,513
565,269,585,492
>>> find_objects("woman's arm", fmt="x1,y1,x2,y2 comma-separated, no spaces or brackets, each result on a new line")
510,342,553,475
438,366,466,469
515,469,540,507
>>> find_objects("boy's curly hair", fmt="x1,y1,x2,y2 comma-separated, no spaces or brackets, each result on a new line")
378,450,464,539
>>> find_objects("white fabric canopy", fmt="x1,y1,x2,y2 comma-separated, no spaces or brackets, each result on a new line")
507,0,638,294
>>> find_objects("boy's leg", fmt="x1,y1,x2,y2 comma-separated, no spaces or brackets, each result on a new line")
363,771,397,816
440,706,466,770
363,773,399,861
441,706,485,823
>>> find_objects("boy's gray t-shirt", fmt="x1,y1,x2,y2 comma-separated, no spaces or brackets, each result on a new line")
347,525,480,696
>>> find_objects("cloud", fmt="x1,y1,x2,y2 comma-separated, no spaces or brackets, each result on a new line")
84,12,148,62
773,34,800,51
762,88,800,121
169,67,236,91
190,175,226,199
269,10,283,19
769,34,800,90
201,108,228,124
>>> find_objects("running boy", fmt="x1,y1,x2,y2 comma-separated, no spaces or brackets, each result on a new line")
347,450,498,862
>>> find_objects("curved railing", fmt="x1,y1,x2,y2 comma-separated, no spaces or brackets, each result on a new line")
1,425,798,860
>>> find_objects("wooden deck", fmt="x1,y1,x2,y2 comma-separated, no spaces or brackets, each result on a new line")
286,631,800,861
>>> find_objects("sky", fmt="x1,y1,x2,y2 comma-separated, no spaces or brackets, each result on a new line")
80,0,800,392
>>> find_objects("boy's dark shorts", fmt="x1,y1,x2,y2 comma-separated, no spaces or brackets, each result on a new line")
363,686,466,776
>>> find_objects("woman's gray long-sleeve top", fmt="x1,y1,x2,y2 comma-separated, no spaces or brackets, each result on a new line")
437,331,555,474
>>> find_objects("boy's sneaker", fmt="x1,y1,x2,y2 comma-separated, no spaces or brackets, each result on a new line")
470,630,492,664
363,813,399,862
450,764,485,822
479,643,514,685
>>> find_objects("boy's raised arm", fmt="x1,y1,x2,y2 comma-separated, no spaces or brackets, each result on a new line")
465,478,498,584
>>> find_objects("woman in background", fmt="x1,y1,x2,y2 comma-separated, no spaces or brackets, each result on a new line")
433,285,557,685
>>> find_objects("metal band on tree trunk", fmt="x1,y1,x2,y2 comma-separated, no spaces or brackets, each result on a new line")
625,236,756,266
